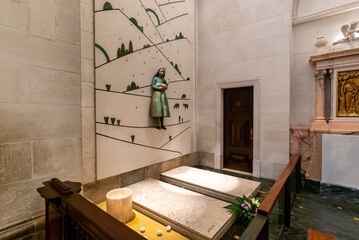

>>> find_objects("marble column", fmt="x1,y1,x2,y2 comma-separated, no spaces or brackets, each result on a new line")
314,70,326,121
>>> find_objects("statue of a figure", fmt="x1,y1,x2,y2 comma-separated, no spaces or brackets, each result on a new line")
341,21,359,43
343,79,359,113
150,67,170,130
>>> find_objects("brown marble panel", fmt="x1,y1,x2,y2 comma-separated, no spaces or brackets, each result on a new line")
182,152,198,166
290,128,312,174
83,175,122,204
198,151,215,168
161,156,183,173
144,153,198,180
145,163,162,180
307,132,322,181
120,168,146,187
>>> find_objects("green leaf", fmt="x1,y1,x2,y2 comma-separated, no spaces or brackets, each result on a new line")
224,204,243,217
235,196,244,204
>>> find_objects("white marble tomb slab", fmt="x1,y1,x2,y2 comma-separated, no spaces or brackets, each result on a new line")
161,166,261,203
127,179,235,240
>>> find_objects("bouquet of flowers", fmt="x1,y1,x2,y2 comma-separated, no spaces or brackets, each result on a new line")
224,195,261,227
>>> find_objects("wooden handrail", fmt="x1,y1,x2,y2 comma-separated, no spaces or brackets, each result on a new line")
240,154,301,239
257,153,301,216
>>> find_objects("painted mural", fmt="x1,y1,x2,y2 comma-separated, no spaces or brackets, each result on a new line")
95,0,194,179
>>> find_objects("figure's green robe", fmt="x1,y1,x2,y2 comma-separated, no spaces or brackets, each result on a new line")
150,77,170,117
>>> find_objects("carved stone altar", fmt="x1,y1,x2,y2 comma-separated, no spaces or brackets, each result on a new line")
308,48,359,181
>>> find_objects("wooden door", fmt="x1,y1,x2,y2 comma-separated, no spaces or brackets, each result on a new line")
224,87,253,172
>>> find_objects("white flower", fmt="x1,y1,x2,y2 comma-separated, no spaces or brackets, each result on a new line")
251,198,260,207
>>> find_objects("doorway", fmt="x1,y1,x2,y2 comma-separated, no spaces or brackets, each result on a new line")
223,87,253,173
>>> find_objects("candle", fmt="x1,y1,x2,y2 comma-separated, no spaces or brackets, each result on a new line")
106,188,133,223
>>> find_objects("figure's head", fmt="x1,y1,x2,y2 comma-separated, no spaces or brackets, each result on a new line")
156,67,166,78
350,21,358,30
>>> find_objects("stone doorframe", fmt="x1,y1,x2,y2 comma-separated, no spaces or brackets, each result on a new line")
215,79,260,177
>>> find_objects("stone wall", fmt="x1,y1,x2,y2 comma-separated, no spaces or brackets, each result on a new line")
0,0,82,235
196,0,292,179
81,0,96,184
322,134,359,189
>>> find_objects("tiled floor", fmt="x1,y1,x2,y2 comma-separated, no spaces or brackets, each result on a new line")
195,166,359,240
281,190,359,240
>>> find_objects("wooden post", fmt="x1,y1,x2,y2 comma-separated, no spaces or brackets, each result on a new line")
296,155,301,193
258,217,269,240
240,214,268,240
284,180,291,228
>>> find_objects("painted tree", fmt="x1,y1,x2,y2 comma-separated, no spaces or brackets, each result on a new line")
117,47,122,58
121,43,126,56
103,2,113,10
129,41,133,53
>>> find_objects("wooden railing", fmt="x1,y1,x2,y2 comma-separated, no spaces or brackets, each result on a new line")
37,178,144,240
241,154,301,240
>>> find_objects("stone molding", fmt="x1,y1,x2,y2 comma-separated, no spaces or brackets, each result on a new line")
310,47,359,130
293,0,359,25
309,48,359,69
0,215,44,240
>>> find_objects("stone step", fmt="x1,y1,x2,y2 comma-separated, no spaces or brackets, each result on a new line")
160,166,261,203
127,178,236,240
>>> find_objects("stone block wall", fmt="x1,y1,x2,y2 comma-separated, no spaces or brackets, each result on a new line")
0,0,82,235
196,0,292,179
81,0,96,184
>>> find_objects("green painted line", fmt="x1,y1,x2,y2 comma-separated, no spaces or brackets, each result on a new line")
95,43,110,62
146,8,160,26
